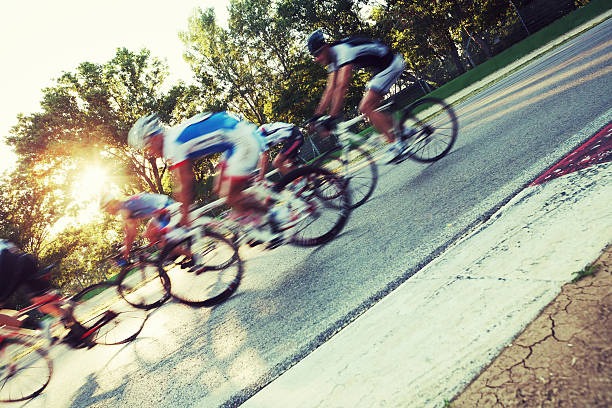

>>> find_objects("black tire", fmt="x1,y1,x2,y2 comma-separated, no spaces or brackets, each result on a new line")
159,230,242,307
116,252,171,310
0,338,52,402
70,282,147,345
312,146,378,209
398,97,458,162
273,166,351,247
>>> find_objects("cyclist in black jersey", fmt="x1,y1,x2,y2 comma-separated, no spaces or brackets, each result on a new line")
256,122,305,180
307,30,408,162
0,240,64,328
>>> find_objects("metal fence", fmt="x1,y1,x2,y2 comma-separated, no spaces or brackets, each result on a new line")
392,0,591,102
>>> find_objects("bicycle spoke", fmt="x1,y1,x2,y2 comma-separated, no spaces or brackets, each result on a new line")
274,166,351,247
71,282,147,345
0,340,52,402
399,97,458,163
161,232,242,306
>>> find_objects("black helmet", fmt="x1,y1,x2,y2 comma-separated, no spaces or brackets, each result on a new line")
307,30,326,55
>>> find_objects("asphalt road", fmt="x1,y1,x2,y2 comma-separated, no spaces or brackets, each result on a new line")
12,17,612,408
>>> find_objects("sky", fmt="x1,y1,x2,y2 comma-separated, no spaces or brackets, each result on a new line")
0,0,230,174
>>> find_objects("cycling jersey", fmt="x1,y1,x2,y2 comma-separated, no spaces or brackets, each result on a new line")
121,193,174,219
120,193,175,232
327,37,394,73
257,122,301,148
164,112,261,176
327,37,405,94
258,122,304,159
0,240,41,303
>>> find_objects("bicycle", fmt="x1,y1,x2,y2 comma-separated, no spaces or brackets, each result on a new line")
114,165,351,307
110,208,243,308
304,121,378,209
390,97,458,163
103,244,172,310
201,164,352,249
0,283,147,402
308,96,458,206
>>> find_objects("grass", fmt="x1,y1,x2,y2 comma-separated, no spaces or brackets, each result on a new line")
421,0,612,104
571,263,601,282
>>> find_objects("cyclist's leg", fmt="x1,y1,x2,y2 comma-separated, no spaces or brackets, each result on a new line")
0,311,23,327
360,54,406,143
359,90,394,142
273,130,304,175
219,132,268,217
144,218,163,244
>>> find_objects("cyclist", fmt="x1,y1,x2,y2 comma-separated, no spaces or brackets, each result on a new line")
100,192,179,261
256,122,305,180
127,112,291,242
0,240,65,330
306,29,408,162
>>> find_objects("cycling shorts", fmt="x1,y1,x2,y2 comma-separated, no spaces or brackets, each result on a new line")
220,127,261,177
367,54,405,94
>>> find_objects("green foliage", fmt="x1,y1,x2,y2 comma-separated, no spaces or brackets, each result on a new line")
0,164,69,254
6,48,202,196
571,264,601,283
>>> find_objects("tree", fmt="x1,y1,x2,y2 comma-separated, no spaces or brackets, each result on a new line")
6,48,203,196
181,1,376,124
0,164,68,254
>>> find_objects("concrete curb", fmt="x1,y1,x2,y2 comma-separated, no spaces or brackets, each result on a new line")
241,160,611,408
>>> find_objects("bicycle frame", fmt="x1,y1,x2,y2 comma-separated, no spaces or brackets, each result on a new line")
167,181,313,248
0,294,70,340
0,293,113,350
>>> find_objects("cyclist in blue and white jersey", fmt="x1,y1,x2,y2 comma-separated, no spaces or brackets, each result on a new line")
127,112,282,231
256,122,304,180
307,30,407,162
100,192,176,260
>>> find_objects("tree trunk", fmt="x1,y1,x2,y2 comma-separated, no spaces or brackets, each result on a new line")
444,30,466,75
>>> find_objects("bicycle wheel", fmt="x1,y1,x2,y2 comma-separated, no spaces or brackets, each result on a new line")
398,97,458,162
273,166,351,247
70,282,147,345
313,146,378,209
159,230,242,307
116,250,171,310
0,338,52,402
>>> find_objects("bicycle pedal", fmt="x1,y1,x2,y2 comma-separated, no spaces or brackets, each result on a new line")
266,237,284,250
180,258,195,269
247,239,263,247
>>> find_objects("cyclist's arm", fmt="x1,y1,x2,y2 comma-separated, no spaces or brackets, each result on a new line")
257,150,270,181
120,211,138,259
174,162,195,226
315,71,338,116
212,162,223,196
329,65,352,117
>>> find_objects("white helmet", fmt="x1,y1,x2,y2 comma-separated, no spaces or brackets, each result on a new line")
127,114,163,149
99,192,116,210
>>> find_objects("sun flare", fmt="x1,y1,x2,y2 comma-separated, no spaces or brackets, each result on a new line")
72,166,108,202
